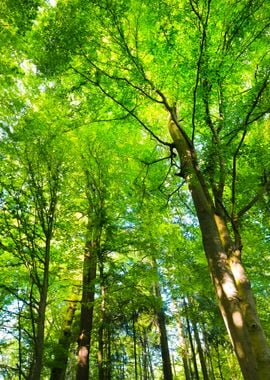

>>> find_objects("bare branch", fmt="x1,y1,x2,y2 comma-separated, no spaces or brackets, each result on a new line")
140,155,173,166
190,0,212,143
231,73,269,215
238,183,269,218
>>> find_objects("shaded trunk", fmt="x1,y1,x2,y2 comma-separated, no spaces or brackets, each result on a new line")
146,335,155,380
175,311,191,380
98,263,107,380
169,119,270,379
29,239,50,380
76,236,98,380
193,323,209,380
50,297,78,380
17,303,23,380
106,327,112,380
215,345,225,380
152,259,173,380
132,313,139,380
140,332,148,380
98,323,105,380
185,307,199,380
156,309,173,380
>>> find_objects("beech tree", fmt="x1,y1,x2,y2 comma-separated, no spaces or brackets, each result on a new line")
0,0,270,379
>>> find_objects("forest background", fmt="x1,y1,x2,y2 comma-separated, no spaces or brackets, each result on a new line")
0,0,269,379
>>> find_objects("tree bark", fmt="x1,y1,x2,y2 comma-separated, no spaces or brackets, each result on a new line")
50,297,78,380
175,309,191,380
98,264,107,380
184,303,199,380
76,236,98,380
29,238,50,380
132,313,139,380
215,214,270,380
168,118,270,380
193,322,209,380
152,258,173,380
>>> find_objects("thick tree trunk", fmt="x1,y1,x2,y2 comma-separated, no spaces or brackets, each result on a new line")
168,120,270,379
230,254,270,379
215,214,270,380
50,297,78,380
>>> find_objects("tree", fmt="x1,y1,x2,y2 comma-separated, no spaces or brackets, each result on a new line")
1,0,270,378
31,0,269,377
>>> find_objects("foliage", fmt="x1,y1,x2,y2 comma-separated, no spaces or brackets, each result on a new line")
0,0,269,379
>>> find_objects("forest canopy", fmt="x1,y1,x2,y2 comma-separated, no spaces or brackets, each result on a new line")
0,0,269,379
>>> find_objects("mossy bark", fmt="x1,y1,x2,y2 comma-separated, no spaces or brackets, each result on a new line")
50,298,78,380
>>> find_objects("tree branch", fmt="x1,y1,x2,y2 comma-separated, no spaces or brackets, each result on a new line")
231,73,269,215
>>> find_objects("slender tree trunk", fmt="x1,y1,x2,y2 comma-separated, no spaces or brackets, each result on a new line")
140,332,148,380
193,323,209,380
168,119,270,379
202,328,216,380
185,306,199,380
29,239,50,380
106,327,112,380
215,345,225,380
176,313,191,380
156,309,174,380
98,322,105,380
76,233,98,380
17,303,23,380
133,313,139,380
50,297,78,380
152,258,173,380
146,336,155,380
98,267,107,380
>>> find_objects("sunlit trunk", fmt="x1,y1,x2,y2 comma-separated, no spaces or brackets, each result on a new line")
169,120,270,379
215,214,270,380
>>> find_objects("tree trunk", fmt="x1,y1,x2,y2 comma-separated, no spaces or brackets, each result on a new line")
29,240,50,380
132,313,139,380
193,322,209,380
175,310,191,380
98,322,105,380
152,259,173,380
215,214,270,380
106,327,112,380
184,305,199,380
50,297,78,380
76,236,98,380
98,267,107,380
168,119,270,379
